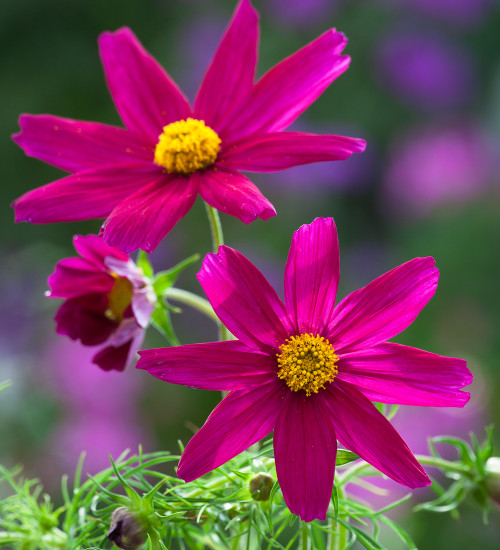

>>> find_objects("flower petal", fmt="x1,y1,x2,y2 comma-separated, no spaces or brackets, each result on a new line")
12,164,162,223
219,29,349,140
194,0,259,128
274,392,337,522
219,131,366,172
94,323,144,371
47,258,113,299
284,217,340,335
55,295,115,346
12,114,152,173
198,246,291,353
99,27,191,142
93,341,131,371
196,167,276,224
337,342,472,407
177,379,287,481
100,174,198,253
138,340,276,391
325,381,431,488
328,257,439,354
73,234,129,266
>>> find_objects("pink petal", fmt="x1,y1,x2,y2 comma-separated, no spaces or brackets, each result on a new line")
47,258,113,299
137,340,276,391
219,29,350,140
196,167,276,224
101,174,198,253
219,131,366,172
337,342,472,407
194,0,259,128
198,246,292,353
325,381,431,488
92,339,133,372
274,392,337,522
99,27,191,143
12,164,163,223
73,234,129,265
328,257,439,354
284,217,340,335
13,114,152,173
55,295,115,346
177,379,287,481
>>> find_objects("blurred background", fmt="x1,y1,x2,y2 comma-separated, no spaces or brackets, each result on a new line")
1,0,499,547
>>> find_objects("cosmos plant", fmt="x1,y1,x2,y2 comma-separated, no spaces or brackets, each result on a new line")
3,0,496,548
12,0,365,253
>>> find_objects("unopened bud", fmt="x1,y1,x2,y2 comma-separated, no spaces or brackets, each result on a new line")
108,507,146,550
249,473,274,501
485,457,500,508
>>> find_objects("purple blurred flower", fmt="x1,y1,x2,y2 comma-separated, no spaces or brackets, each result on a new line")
46,235,155,371
266,0,338,28
46,337,150,475
138,217,471,521
383,121,495,217
376,30,476,110
388,0,494,27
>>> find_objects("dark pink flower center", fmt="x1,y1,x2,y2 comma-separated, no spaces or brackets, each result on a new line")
276,333,338,397
153,118,221,175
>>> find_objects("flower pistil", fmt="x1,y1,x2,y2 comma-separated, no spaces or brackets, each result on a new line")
154,118,221,174
105,274,134,322
277,333,338,396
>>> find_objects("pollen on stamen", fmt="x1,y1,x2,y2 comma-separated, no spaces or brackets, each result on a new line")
154,118,221,175
276,333,338,397
105,274,134,322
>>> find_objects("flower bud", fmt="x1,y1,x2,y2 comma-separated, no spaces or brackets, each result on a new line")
107,507,147,550
249,473,274,501
485,457,500,508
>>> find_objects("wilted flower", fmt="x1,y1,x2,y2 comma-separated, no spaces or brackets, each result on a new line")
138,217,472,521
47,235,155,371
12,0,365,253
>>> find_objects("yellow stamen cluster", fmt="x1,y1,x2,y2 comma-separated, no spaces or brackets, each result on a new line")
105,274,134,322
154,118,221,174
277,333,338,397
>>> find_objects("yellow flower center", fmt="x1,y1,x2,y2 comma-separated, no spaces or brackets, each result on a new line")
105,274,134,322
154,118,221,174
276,333,338,397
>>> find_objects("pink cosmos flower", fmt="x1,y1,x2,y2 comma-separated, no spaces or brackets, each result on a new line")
12,0,365,254
47,235,155,371
137,217,472,522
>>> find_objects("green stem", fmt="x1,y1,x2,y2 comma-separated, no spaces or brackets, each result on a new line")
415,455,471,476
164,287,219,323
301,523,309,550
328,485,348,550
204,203,230,342
204,203,225,253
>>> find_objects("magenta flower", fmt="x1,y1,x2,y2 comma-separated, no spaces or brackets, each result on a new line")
12,0,365,254
47,235,155,371
137,217,472,522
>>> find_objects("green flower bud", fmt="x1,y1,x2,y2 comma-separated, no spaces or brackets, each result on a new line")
485,457,500,508
107,507,147,550
249,473,274,502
